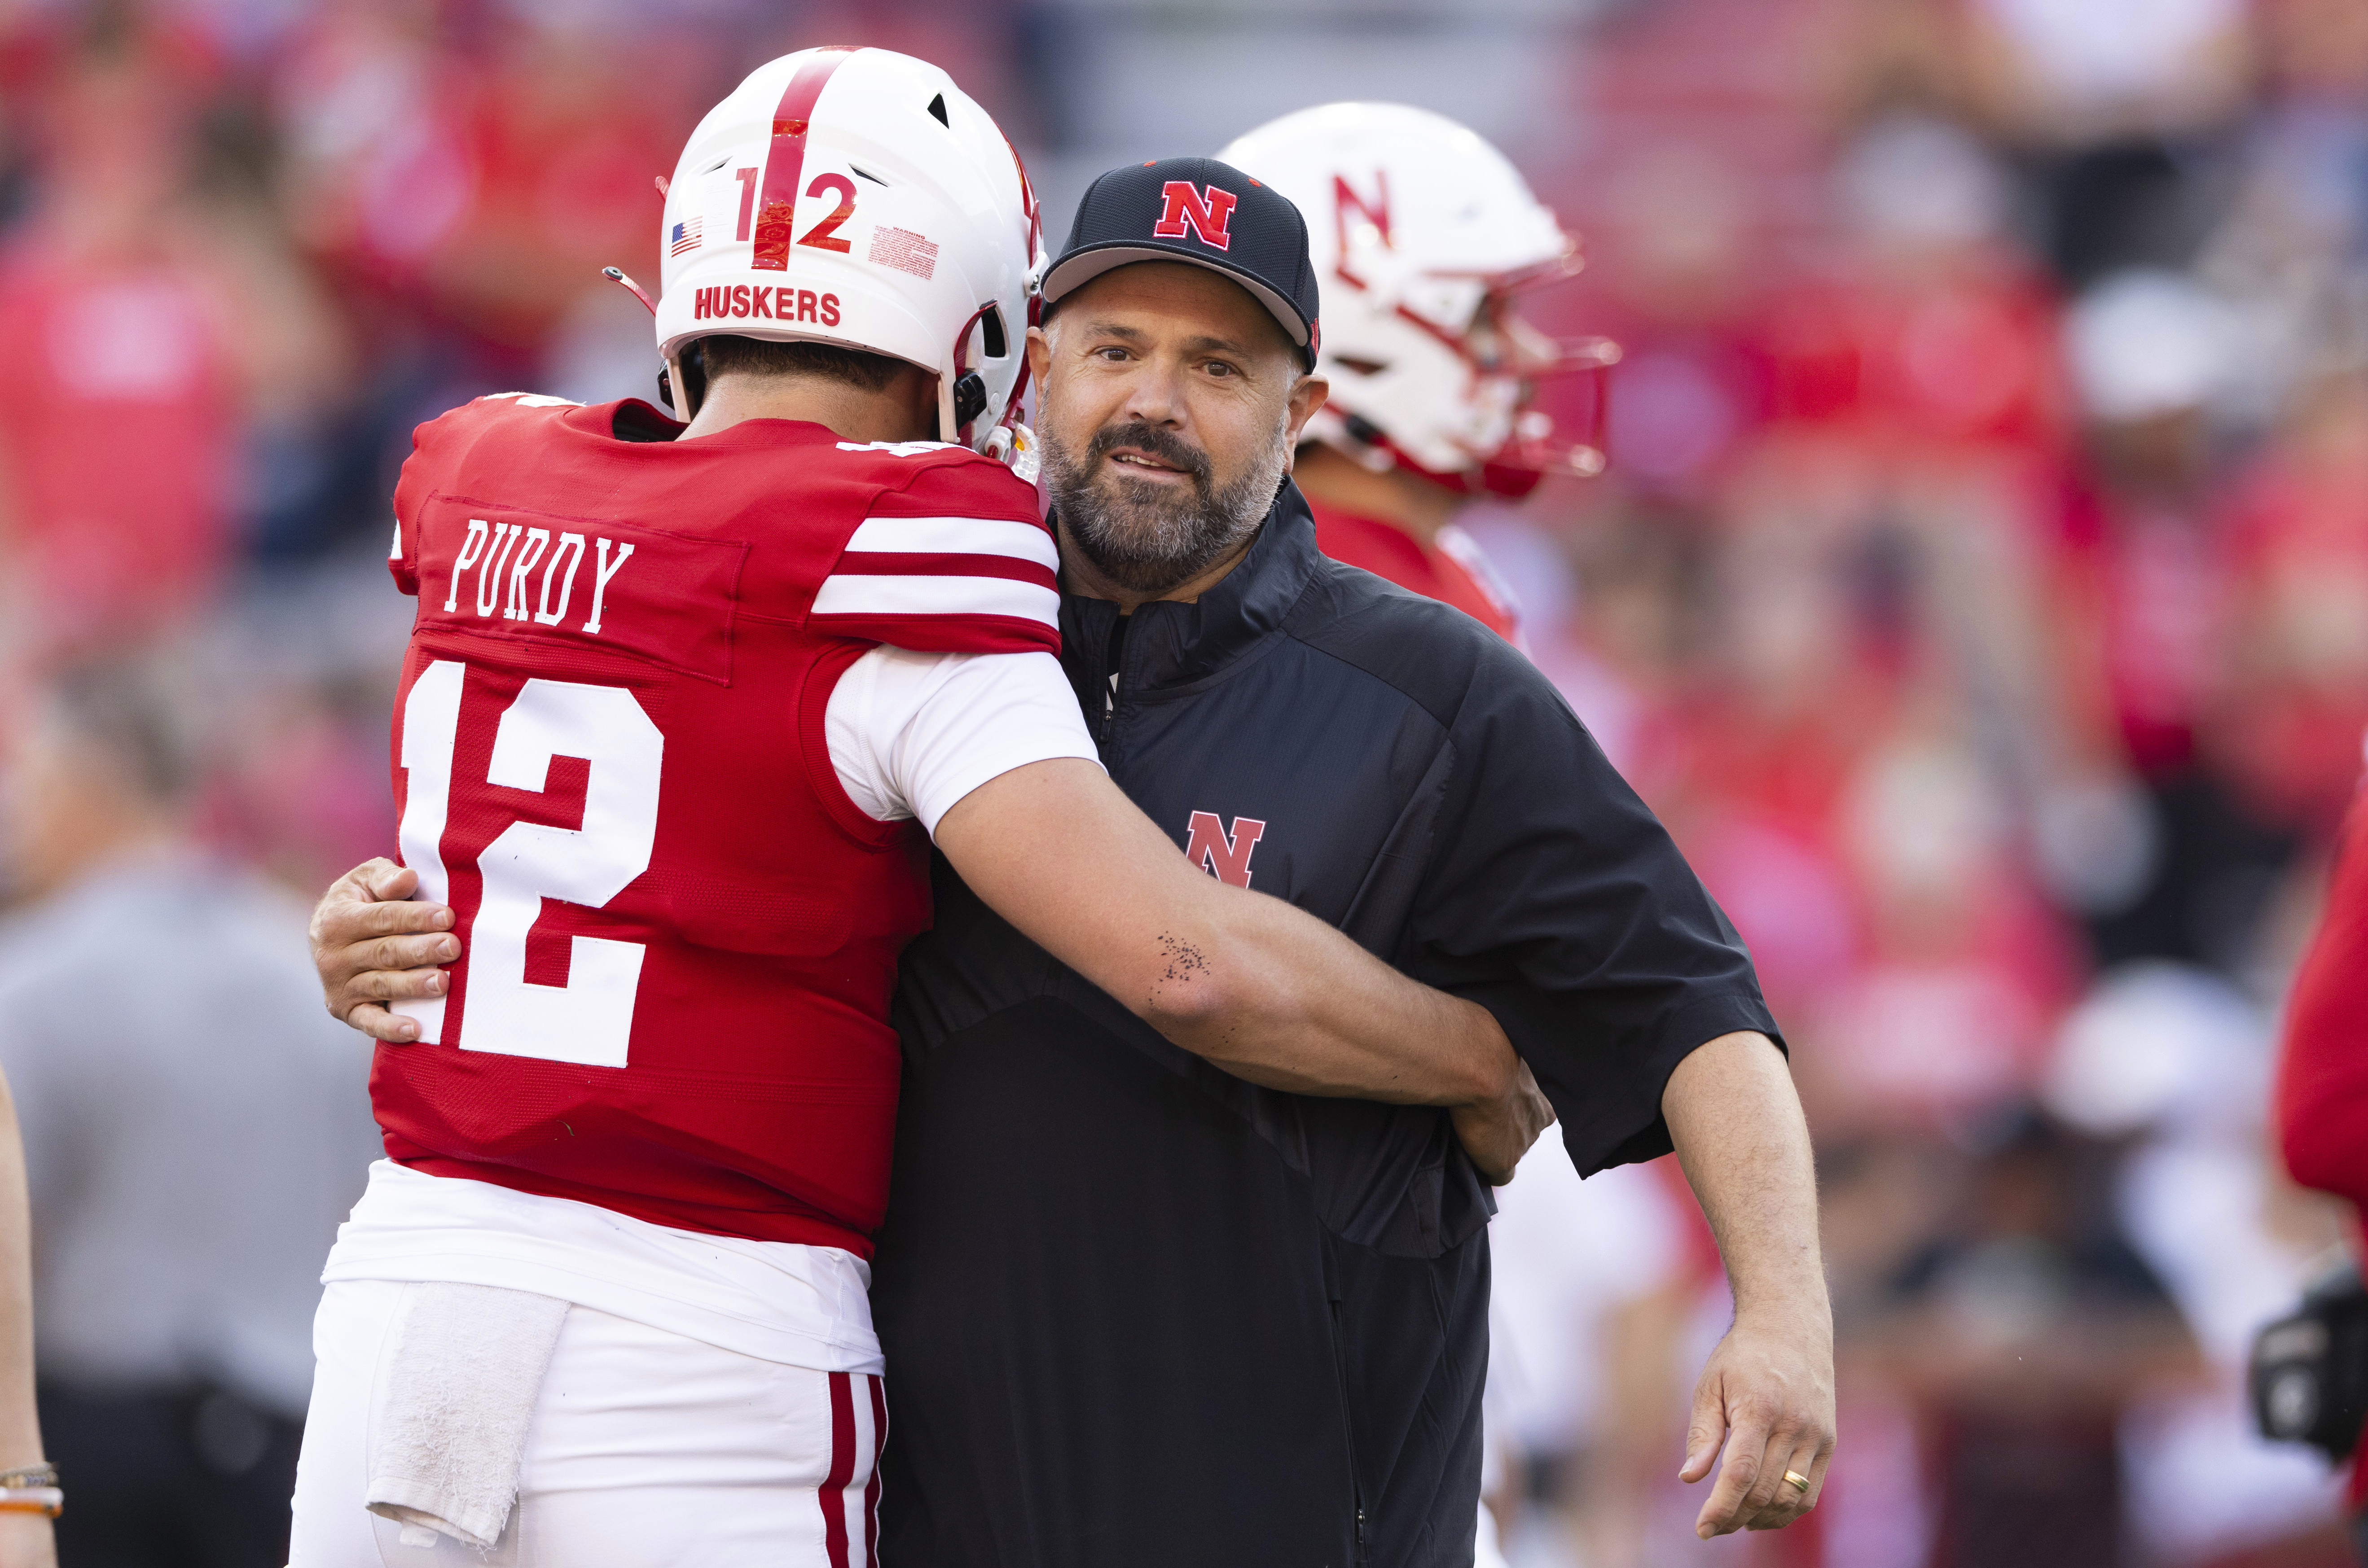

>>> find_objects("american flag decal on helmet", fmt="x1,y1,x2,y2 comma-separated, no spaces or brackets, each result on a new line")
670,217,703,256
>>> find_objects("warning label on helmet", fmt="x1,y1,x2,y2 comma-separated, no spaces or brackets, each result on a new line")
868,226,940,282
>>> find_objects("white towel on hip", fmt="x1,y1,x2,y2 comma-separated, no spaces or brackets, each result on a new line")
364,1281,570,1550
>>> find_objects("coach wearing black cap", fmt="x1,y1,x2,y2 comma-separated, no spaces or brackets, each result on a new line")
868,157,1834,1564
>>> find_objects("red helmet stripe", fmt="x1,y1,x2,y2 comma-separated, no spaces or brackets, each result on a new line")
751,47,857,272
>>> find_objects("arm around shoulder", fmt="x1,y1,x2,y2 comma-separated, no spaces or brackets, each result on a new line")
931,757,1552,1179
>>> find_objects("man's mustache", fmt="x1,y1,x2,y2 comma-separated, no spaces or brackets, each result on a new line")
1086,421,1212,489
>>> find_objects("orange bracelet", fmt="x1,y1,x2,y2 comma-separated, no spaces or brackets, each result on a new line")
0,1489,60,1517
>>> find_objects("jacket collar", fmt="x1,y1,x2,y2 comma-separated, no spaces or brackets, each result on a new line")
1057,480,1324,701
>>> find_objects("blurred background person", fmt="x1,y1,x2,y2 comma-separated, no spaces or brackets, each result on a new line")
0,652,378,1568
1217,101,1619,648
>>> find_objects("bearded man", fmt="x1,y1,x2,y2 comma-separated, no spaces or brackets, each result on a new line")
868,158,1829,1564
315,156,1831,1567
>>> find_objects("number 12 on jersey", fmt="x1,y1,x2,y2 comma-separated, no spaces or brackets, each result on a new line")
393,659,664,1068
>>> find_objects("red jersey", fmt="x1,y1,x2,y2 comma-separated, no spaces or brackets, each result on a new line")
378,394,1059,1257
1305,496,1521,643
2276,775,2368,1505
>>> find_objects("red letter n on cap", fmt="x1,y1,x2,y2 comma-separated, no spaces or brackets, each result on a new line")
1154,181,1239,251
1184,811,1265,888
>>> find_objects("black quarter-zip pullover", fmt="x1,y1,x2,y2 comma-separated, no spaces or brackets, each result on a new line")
874,482,1779,1568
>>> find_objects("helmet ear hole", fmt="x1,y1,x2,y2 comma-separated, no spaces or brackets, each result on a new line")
978,304,1008,360
927,93,949,127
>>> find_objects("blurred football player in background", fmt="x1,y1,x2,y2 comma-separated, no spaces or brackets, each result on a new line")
0,651,372,1568
2275,773,2368,1549
1219,103,1618,647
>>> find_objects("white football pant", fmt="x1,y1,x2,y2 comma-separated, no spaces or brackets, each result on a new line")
289,1279,883,1567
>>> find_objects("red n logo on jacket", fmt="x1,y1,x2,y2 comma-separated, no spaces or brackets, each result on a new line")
1184,811,1265,888
1154,182,1239,251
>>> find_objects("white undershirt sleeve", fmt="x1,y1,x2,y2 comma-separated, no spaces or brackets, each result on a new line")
823,646,1102,837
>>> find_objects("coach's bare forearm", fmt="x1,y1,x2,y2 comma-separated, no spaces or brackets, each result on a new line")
1662,1032,1834,1537
940,761,1521,1107
1143,887,1515,1105
1665,1034,1824,1316
1141,893,1555,1183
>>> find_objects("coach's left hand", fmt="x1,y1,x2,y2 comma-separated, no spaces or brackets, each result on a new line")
309,857,458,1042
1678,1298,1835,1533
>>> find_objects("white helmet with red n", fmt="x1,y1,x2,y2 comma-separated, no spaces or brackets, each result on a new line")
1217,103,1617,497
651,46,1045,459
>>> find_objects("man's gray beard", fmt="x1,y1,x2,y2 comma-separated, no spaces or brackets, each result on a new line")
1043,418,1289,595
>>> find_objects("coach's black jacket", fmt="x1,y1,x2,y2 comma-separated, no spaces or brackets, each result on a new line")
872,483,1777,1568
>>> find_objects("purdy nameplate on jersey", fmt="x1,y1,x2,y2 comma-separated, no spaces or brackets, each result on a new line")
409,499,749,687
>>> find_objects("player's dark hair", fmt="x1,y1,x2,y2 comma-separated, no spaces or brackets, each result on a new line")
694,334,906,394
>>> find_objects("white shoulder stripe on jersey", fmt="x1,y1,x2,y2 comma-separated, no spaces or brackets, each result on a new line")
811,573,1060,627
482,391,583,408
842,516,1058,570
835,439,958,457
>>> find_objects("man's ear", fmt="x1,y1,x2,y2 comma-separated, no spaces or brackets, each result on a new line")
1285,372,1330,453
1025,324,1053,394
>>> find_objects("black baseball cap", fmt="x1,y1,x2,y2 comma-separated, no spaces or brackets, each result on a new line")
1042,156,1320,370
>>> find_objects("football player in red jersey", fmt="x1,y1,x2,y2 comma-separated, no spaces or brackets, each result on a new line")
286,49,1547,1568
1217,105,1620,645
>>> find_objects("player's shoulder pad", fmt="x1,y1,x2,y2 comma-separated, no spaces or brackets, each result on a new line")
391,393,584,596
808,441,1059,657
407,391,582,469
430,389,582,436
835,438,1042,524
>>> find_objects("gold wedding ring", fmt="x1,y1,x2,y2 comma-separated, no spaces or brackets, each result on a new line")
1783,1470,1810,1494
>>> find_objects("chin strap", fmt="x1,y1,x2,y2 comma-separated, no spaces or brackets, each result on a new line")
982,422,1040,486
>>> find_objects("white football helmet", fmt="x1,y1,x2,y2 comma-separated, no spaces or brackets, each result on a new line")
1218,104,1618,497
646,46,1045,458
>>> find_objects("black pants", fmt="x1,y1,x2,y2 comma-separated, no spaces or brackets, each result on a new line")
38,1382,302,1568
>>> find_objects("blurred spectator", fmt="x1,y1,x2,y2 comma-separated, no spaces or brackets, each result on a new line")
2047,963,2345,1564
1867,1110,2199,1568
0,22,240,650
0,652,378,1568
1958,0,2254,145
2210,374,2368,841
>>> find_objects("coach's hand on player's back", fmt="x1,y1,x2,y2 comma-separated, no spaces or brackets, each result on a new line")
309,858,457,1042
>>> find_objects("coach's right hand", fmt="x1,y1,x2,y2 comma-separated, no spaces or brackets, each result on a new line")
310,858,457,1042
1450,1057,1555,1186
